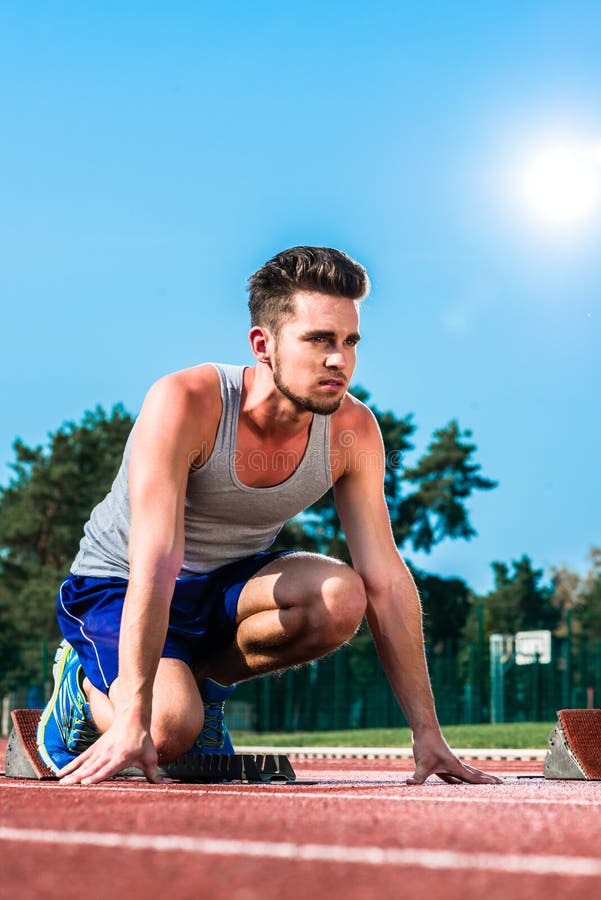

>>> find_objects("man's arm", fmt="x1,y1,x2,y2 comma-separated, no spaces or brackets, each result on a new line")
333,403,501,785
59,371,215,785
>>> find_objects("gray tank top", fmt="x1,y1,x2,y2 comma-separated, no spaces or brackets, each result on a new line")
71,363,333,578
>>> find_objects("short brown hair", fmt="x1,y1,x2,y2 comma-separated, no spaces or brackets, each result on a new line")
247,246,370,334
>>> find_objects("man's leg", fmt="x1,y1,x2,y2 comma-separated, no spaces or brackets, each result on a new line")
48,553,364,769
85,658,204,764
201,552,367,686
90,553,366,762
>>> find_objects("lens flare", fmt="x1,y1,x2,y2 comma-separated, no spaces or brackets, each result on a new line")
519,140,601,230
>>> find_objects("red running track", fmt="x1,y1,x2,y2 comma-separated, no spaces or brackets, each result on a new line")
2,744,601,900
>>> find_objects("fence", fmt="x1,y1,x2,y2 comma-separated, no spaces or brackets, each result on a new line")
4,630,601,736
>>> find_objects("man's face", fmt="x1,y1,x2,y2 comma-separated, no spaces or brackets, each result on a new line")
271,291,361,415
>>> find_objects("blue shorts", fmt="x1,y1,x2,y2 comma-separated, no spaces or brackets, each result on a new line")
57,550,293,694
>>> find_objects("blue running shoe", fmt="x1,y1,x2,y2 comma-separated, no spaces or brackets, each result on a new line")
37,640,99,774
192,679,236,755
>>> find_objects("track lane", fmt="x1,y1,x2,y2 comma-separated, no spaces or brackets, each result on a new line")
2,756,600,899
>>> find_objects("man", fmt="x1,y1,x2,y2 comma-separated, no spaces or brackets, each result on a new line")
37,246,500,786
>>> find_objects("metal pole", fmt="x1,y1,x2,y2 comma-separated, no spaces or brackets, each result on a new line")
465,643,475,725
477,604,484,721
284,669,294,732
489,635,504,724
333,646,345,729
261,676,271,733
563,609,572,708
533,652,541,720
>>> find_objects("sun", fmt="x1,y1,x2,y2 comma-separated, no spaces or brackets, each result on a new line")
518,139,601,230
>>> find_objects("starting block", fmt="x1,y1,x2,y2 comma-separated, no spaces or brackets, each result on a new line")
4,709,296,785
544,709,601,780
161,751,296,783
5,709,55,779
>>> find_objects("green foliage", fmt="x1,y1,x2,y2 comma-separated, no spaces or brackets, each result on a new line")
0,405,134,691
481,555,560,635
399,421,497,551
413,568,471,648
347,621,380,688
574,548,601,637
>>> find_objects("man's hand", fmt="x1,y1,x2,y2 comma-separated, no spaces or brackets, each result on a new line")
57,717,164,786
408,730,503,785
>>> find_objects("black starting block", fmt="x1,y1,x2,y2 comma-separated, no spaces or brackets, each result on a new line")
4,709,296,785
161,751,296,783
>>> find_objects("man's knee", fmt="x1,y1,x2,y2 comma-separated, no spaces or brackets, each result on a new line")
152,709,202,763
148,659,204,762
293,561,366,655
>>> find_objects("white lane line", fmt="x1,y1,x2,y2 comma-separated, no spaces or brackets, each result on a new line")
239,746,548,762
0,826,600,877
2,780,601,806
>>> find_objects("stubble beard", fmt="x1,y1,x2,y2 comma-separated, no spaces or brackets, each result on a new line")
272,357,345,416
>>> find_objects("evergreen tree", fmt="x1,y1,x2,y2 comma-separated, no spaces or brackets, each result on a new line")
574,548,601,637
478,555,559,635
413,568,471,649
0,405,134,690
399,421,497,552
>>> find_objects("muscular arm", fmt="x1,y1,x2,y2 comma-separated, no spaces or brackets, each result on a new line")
334,403,500,784
108,378,190,744
333,409,438,732
59,370,217,785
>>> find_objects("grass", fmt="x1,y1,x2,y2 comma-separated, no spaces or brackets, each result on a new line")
231,721,555,749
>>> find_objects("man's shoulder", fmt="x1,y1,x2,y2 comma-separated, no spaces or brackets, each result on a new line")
330,394,383,483
156,362,223,394
332,391,379,437
137,363,229,440
145,363,227,412
131,364,237,467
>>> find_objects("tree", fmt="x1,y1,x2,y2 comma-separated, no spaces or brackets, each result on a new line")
548,549,601,637
413,568,471,649
580,549,601,635
0,405,134,691
476,555,560,636
398,421,497,552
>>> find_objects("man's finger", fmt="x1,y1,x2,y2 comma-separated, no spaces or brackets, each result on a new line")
79,759,125,785
56,746,96,778
446,765,503,785
61,756,110,784
406,769,459,785
77,755,163,786
451,761,504,784
140,764,166,785
60,745,124,784
407,754,504,786
435,772,463,784
406,762,430,784
63,750,129,785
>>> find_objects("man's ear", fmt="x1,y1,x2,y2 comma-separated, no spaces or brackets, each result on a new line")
249,326,274,364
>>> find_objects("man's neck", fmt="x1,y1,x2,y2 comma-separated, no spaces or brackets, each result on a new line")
241,365,313,441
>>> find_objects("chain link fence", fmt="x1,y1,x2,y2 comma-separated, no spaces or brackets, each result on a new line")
4,630,601,736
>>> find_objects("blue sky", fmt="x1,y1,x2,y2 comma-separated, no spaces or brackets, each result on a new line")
1,2,599,594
